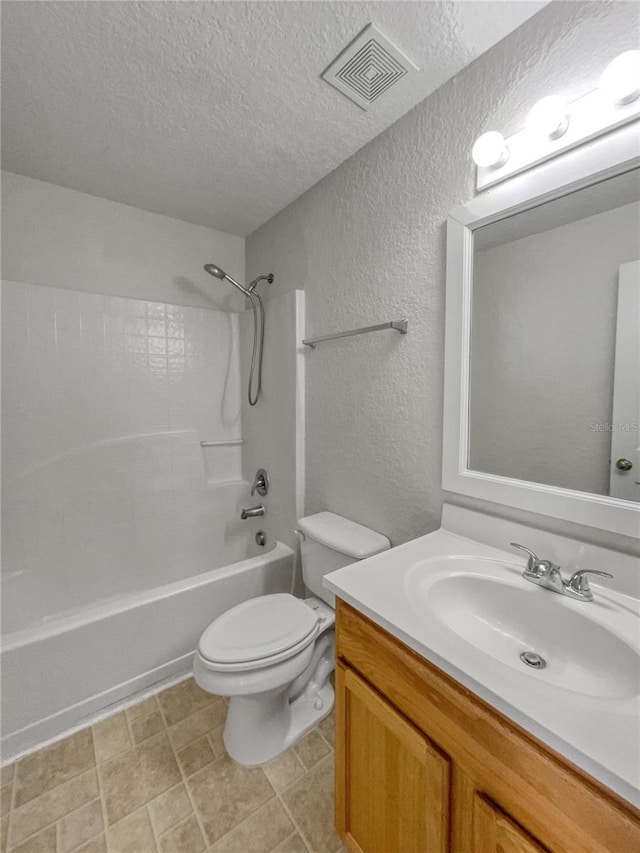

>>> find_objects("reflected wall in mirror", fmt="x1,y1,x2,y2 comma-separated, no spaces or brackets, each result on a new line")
469,169,640,502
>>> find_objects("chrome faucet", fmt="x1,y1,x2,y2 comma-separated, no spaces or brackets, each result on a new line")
510,543,613,602
241,505,265,520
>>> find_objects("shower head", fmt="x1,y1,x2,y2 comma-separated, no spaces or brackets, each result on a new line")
204,263,250,296
204,263,274,297
203,263,227,280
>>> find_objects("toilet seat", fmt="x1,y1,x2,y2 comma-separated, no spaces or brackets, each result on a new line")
198,593,320,672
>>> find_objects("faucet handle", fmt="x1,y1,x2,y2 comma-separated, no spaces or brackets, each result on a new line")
565,569,614,600
251,468,269,497
510,542,541,574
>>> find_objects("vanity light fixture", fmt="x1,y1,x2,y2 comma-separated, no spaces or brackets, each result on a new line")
471,131,509,168
472,50,640,191
599,50,640,106
526,96,569,140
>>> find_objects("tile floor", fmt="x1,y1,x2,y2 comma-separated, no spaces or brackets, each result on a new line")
1,678,344,853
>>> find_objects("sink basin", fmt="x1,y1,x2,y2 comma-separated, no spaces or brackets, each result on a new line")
405,557,640,699
324,515,640,804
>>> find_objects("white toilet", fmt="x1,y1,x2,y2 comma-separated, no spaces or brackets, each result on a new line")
193,511,390,765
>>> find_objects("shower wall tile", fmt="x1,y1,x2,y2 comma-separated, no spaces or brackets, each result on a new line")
1,280,246,632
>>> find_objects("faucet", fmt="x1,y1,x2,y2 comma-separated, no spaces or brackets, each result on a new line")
241,505,265,520
510,543,613,602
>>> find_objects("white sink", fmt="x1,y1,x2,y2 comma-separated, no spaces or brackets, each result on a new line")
323,510,640,806
404,556,640,699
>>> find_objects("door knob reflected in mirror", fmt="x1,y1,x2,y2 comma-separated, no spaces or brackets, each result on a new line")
616,458,633,471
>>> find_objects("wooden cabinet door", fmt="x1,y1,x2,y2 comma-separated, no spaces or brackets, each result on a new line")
335,663,450,853
473,794,549,853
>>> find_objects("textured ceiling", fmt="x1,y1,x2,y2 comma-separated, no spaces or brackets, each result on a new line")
1,1,546,236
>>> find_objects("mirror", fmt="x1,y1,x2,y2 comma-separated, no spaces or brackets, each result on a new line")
443,124,640,537
469,169,640,503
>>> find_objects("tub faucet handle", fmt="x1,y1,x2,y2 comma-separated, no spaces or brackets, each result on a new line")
251,469,269,497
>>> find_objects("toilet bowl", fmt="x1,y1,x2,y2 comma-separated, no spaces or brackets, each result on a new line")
194,512,390,765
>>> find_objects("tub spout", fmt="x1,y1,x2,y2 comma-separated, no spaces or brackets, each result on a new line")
240,505,265,520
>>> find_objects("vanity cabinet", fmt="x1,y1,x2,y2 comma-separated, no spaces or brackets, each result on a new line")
338,664,450,852
335,600,640,853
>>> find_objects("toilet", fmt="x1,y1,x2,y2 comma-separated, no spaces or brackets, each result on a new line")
193,511,390,765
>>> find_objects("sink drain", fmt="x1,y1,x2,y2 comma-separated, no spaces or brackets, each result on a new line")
520,651,546,669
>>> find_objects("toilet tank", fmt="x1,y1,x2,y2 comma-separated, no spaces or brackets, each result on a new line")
297,512,390,607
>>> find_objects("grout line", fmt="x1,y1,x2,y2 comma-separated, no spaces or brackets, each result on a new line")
144,805,160,853
195,787,283,853
121,703,136,749
5,811,61,852
93,729,112,853
5,770,16,852
315,725,334,753
156,812,196,848
5,763,103,852
56,796,105,853
162,701,211,851
274,787,312,853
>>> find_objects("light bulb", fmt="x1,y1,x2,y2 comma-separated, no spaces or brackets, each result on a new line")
526,96,569,139
600,50,640,105
471,132,508,168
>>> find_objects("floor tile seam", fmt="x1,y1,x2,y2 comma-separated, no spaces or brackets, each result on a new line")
111,805,160,853
55,795,105,853
143,804,160,853
11,757,98,815
155,811,196,849
6,768,102,852
6,810,60,853
156,693,218,732
314,726,334,753
128,708,164,747
163,716,209,850
92,747,111,853
124,695,160,725
96,725,170,779
5,768,16,851
277,831,307,853
198,784,283,852
165,708,223,754
120,706,136,754
273,786,313,853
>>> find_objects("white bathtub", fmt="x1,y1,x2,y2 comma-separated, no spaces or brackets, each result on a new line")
0,542,294,763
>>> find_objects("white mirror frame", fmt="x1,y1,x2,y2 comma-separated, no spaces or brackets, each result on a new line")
443,121,640,538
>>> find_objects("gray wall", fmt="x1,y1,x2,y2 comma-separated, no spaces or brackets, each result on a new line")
470,201,640,496
246,1,640,554
1,171,245,311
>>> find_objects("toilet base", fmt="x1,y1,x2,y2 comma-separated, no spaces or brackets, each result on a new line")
223,680,334,766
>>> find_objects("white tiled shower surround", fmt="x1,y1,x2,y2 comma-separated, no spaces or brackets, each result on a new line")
1,280,253,632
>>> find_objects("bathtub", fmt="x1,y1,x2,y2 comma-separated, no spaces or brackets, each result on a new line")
0,542,294,763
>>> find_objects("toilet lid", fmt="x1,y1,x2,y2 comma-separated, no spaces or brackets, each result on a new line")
198,593,319,665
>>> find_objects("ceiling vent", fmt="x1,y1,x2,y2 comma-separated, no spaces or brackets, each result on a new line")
321,24,418,111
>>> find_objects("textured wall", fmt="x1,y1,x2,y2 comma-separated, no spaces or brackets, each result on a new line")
471,201,640,496
247,1,640,552
1,172,245,311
